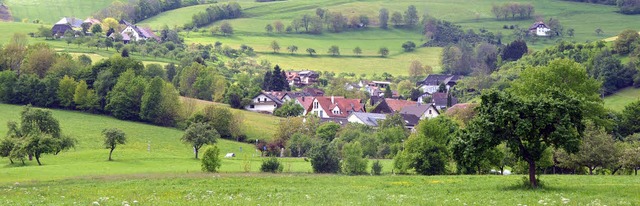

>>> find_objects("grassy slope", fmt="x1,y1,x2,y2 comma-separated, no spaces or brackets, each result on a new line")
604,87,640,111
0,103,327,183
4,0,116,24
0,174,638,205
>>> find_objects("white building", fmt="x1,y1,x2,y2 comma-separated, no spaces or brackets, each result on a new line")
245,92,283,114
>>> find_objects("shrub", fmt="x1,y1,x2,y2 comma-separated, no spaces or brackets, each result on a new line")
309,143,341,173
371,160,383,175
201,146,221,172
341,141,368,175
260,156,283,173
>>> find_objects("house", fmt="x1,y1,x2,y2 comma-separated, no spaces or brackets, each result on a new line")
400,104,440,120
400,113,421,131
51,17,84,36
308,96,364,118
431,92,457,109
529,21,551,36
264,91,312,102
296,96,315,116
286,71,319,87
347,112,387,127
416,74,462,94
83,18,101,25
303,87,325,96
109,19,160,43
369,98,417,114
245,92,283,114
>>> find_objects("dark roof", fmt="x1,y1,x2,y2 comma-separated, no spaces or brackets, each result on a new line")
303,88,325,96
432,92,457,107
369,99,393,114
253,92,283,106
529,21,549,30
417,74,462,86
400,113,420,127
119,19,133,26
400,104,437,117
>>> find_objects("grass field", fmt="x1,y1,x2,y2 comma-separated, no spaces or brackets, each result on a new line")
604,87,640,111
0,174,638,205
3,0,115,24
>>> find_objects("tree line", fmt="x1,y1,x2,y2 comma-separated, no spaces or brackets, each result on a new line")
94,0,217,24
188,3,242,28
563,0,640,15
490,2,535,20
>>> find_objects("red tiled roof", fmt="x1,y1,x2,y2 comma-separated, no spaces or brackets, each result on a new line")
315,96,364,118
384,98,417,112
296,96,314,112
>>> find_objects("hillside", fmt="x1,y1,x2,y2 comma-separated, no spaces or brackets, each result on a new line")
3,0,115,24
0,103,286,183
604,87,640,111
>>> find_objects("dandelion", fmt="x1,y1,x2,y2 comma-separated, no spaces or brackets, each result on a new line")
92,201,100,206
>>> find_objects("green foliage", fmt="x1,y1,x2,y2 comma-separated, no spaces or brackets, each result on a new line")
105,70,147,121
140,77,164,123
613,29,639,55
378,47,389,57
73,80,99,112
309,143,340,173
558,124,621,174
57,75,77,108
402,41,416,52
190,105,240,139
397,117,456,175
371,160,383,175
502,39,528,62
341,141,368,175
316,122,341,142
201,146,221,172
274,101,304,117
260,156,283,173
181,122,220,159
102,128,126,161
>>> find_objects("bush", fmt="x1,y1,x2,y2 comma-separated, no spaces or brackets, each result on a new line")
201,146,221,172
341,141,368,175
371,160,383,175
309,143,341,173
260,156,283,173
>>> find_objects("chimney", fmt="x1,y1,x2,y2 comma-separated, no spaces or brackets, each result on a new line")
331,96,335,104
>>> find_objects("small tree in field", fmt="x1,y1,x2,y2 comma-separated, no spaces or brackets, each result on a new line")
306,48,316,56
353,46,362,56
103,128,126,161
270,40,280,53
378,47,389,57
181,122,220,159
201,146,221,172
341,141,368,175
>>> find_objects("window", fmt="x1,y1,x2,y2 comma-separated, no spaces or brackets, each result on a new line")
249,105,255,109
428,110,432,115
319,111,323,117
313,102,319,109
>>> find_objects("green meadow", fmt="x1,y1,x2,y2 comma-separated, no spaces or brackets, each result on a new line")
604,87,640,111
3,0,116,24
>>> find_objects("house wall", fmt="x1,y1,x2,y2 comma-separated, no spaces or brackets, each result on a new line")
245,94,278,113
347,115,365,125
421,107,439,119
310,99,330,118
536,28,550,36
123,26,142,41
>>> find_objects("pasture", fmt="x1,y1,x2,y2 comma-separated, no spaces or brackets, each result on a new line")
0,174,638,205
604,87,640,111
3,0,115,24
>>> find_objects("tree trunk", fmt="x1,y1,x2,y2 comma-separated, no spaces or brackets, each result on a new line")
195,148,199,159
611,166,622,175
589,167,594,175
35,153,42,165
500,167,504,175
635,169,637,176
109,148,114,161
9,158,13,164
528,160,537,188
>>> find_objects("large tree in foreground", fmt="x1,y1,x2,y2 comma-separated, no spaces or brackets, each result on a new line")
103,128,126,161
463,90,583,188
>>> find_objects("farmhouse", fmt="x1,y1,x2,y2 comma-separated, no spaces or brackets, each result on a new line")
51,17,84,36
529,21,551,36
399,104,440,120
245,92,283,114
109,20,160,43
308,96,364,118
416,74,462,94
286,70,319,87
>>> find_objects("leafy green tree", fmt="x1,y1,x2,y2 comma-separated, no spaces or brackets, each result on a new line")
567,124,621,175
73,80,100,111
378,47,389,57
274,101,304,117
402,41,416,52
265,24,274,33
501,39,528,61
103,128,126,161
288,133,314,157
328,45,340,56
306,48,316,56
371,160,383,175
140,77,164,123
201,146,222,172
459,90,584,187
613,29,639,55
6,106,75,165
270,40,280,53
182,122,220,159
353,46,362,56
91,24,102,34
620,143,640,175
390,11,403,26
287,45,298,54
309,143,341,173
341,141,368,175
220,21,233,36
396,116,457,175
190,105,238,139
58,75,77,108
383,86,392,98
316,122,341,142
106,70,147,121
0,71,17,103
404,5,419,27
379,8,389,29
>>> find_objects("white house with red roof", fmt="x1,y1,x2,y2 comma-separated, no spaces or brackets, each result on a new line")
308,96,364,118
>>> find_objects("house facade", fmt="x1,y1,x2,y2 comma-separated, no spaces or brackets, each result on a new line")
245,92,283,114
529,21,551,36
286,70,319,87
400,104,440,120
51,17,84,36
347,112,387,127
417,74,462,94
308,96,364,118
